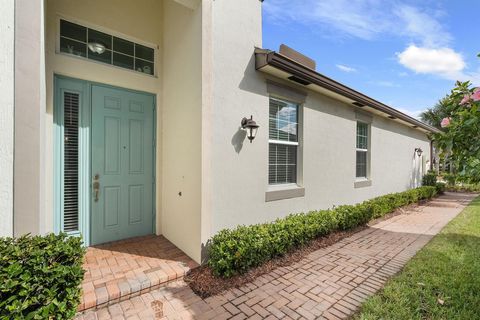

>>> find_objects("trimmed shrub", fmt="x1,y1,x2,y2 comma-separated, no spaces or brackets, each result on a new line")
208,186,438,278
436,182,446,194
443,173,457,186
422,171,437,186
446,183,480,193
0,233,85,319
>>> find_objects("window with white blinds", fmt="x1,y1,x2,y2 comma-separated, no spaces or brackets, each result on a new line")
63,92,79,232
356,121,369,179
269,98,299,185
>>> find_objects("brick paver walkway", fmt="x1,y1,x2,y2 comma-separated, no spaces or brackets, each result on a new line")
76,192,476,320
80,235,198,311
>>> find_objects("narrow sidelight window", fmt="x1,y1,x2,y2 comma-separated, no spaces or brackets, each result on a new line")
63,92,79,232
356,121,369,179
269,98,299,185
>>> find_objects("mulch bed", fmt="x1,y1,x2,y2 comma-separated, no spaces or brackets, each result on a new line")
185,202,423,298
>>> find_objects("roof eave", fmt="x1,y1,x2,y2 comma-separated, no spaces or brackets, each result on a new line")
254,48,440,134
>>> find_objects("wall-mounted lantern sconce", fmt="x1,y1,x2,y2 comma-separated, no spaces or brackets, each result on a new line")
241,115,259,143
415,148,423,157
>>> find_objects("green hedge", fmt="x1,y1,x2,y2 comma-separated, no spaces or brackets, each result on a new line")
436,182,446,194
0,233,85,319
208,186,438,277
446,183,480,193
422,171,437,186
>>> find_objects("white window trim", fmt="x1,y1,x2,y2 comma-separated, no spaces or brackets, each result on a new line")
267,183,299,192
355,121,371,184
268,139,299,146
267,95,304,197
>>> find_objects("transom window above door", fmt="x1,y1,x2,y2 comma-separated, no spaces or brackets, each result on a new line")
59,19,155,76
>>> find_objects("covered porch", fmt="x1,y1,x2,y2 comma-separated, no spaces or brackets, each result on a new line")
13,0,206,265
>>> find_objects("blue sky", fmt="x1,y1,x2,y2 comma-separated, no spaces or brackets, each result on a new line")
262,0,479,118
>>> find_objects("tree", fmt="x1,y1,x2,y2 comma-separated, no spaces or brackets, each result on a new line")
420,96,452,173
420,96,450,130
432,81,480,182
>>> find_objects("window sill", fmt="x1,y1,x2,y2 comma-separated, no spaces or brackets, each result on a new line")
354,179,372,188
265,185,305,202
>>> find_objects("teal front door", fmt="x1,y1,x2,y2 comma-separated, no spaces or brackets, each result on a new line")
91,85,155,245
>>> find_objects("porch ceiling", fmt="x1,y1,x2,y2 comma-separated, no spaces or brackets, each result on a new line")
173,0,200,10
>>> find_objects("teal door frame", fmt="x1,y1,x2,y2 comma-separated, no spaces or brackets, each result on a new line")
54,75,156,246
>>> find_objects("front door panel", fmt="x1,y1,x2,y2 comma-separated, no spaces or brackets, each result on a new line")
91,85,154,245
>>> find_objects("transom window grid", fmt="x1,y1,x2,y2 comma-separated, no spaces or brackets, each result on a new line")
356,122,369,179
269,98,299,185
59,19,155,76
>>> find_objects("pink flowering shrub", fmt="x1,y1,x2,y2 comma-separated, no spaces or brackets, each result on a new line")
460,94,470,105
472,88,480,101
440,117,451,128
433,81,480,182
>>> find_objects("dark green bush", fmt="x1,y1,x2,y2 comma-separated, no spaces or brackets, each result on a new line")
208,186,438,278
422,171,437,186
443,173,457,186
0,233,85,319
436,182,446,194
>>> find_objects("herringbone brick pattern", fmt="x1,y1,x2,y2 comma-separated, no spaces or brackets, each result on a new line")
79,235,199,312
76,192,475,319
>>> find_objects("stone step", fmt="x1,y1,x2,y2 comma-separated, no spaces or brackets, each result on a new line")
77,235,198,312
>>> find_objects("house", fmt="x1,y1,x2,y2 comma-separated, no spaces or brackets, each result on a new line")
0,0,439,264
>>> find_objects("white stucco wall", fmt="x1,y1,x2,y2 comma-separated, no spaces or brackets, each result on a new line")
0,0,15,237
162,0,203,262
14,0,46,236
207,0,431,240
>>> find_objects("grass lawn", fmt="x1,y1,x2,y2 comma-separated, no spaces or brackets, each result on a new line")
356,195,480,320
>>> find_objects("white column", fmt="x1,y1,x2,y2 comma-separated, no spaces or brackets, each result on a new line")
0,0,15,237
14,0,46,236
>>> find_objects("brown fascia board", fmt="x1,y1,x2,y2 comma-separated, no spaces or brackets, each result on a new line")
255,48,440,134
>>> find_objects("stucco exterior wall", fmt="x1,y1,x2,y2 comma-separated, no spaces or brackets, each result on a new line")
14,0,46,236
208,0,431,239
162,0,203,262
0,0,15,237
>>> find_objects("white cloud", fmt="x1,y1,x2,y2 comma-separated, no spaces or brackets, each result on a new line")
394,5,451,47
336,64,357,72
397,45,465,80
263,1,451,47
263,1,480,84
397,45,465,74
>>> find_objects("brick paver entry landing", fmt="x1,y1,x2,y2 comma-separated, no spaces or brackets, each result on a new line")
76,192,476,319
79,235,198,312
